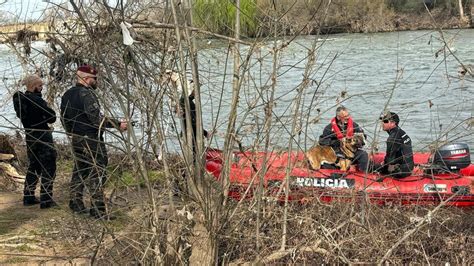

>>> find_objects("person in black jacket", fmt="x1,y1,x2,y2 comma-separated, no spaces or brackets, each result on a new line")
319,106,369,172
12,74,57,208
179,82,209,154
379,111,414,178
60,65,127,219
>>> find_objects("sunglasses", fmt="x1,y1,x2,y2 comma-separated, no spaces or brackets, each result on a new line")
382,119,390,123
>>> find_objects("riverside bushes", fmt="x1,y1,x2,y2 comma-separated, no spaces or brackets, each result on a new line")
192,0,471,37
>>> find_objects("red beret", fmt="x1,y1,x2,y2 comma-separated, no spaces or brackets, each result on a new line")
77,65,97,77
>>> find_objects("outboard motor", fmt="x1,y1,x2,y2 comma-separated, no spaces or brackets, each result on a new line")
429,143,471,173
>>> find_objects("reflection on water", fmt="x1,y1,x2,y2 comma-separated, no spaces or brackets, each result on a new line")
1,30,473,158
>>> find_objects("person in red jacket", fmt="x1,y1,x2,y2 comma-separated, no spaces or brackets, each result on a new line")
319,106,369,172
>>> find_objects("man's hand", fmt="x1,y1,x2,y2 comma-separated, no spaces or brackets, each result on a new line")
119,121,128,132
387,164,398,172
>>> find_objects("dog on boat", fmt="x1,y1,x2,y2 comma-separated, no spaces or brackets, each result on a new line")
306,133,365,171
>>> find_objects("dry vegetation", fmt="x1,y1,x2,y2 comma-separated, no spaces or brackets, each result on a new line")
192,0,472,36
0,0,472,264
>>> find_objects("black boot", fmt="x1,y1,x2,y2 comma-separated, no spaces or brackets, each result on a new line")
23,196,40,206
40,191,57,209
69,199,87,214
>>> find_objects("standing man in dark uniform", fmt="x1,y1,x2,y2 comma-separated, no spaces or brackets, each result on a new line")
379,111,414,178
319,106,369,172
60,65,127,219
179,82,209,154
12,74,57,208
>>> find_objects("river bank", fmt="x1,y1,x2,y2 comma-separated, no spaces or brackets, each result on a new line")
317,9,473,35
191,0,473,38
1,2,473,44
266,8,473,37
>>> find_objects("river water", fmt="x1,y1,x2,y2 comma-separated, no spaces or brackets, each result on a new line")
1,29,473,157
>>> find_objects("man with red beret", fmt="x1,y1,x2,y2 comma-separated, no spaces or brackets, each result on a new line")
13,74,57,209
60,65,127,220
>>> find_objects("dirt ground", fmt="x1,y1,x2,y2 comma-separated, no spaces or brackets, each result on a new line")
0,135,168,265
0,167,172,265
0,161,135,265
0,190,93,264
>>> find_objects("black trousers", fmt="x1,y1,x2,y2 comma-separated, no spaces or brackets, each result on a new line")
181,121,208,155
378,164,412,178
352,149,369,173
24,132,57,203
70,134,108,209
332,147,369,173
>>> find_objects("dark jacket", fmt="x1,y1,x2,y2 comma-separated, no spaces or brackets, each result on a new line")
180,93,208,138
319,119,364,150
60,84,119,136
12,91,56,137
383,126,414,170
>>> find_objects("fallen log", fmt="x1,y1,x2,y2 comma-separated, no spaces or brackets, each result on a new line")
0,162,25,180
0,153,15,161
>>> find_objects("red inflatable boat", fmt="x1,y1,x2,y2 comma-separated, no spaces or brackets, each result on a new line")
205,144,474,207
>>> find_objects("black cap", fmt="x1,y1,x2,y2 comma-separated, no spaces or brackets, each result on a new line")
380,111,400,124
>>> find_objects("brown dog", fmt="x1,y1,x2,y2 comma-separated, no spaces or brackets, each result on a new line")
306,133,365,171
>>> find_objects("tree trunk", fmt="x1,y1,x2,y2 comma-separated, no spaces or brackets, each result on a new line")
458,0,466,22
189,211,217,265
221,0,241,202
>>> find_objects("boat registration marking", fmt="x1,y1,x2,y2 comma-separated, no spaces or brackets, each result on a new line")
293,177,355,189
423,184,447,193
